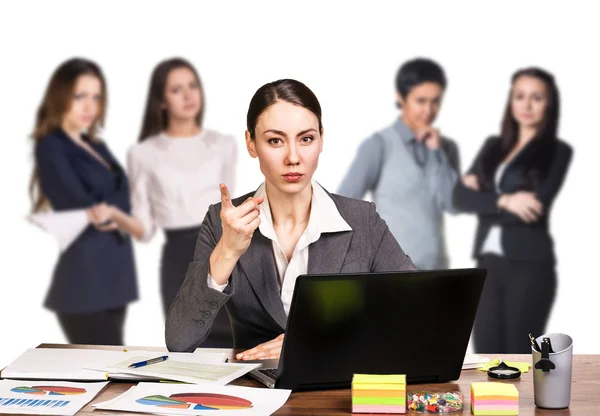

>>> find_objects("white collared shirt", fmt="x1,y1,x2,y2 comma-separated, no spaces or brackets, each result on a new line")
208,180,352,316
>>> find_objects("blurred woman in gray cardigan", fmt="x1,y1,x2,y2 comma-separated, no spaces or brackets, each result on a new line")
166,79,416,358
338,58,460,270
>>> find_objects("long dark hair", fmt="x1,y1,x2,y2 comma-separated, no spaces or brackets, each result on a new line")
477,67,560,188
246,79,323,139
138,57,204,141
30,58,107,212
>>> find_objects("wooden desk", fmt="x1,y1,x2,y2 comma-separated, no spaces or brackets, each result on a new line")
37,344,599,415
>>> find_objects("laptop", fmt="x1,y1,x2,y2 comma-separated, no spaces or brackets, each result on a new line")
240,268,486,391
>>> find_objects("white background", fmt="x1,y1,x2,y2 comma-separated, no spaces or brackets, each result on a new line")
1,1,598,367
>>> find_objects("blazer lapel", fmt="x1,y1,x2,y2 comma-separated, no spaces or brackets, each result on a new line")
308,231,353,274
237,231,287,330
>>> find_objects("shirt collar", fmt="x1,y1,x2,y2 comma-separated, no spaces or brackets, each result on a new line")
254,179,352,243
393,117,417,144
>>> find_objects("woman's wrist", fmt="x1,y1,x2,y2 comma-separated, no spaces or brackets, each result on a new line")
214,240,240,264
497,194,510,211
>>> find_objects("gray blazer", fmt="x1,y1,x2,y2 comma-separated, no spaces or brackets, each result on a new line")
165,189,416,352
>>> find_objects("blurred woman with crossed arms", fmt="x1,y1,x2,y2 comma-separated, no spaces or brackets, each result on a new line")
453,68,573,353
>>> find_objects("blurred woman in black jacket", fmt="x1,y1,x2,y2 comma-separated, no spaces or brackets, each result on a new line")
453,68,573,353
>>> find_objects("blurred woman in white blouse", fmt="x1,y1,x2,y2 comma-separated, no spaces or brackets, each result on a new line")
95,58,236,346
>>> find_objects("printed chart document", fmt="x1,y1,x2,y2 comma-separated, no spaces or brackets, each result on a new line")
103,356,261,385
27,210,90,252
0,379,108,415
1,348,227,382
94,382,291,415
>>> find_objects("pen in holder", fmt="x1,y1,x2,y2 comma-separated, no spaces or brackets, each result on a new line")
531,333,573,409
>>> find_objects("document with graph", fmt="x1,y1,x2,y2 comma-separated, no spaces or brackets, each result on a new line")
0,380,108,415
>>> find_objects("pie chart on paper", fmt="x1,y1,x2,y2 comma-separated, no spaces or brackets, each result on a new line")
11,386,87,395
136,393,253,410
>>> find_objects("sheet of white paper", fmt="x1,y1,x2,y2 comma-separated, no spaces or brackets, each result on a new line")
462,353,491,369
0,379,108,415
27,210,89,252
95,381,291,416
1,348,227,382
104,356,260,385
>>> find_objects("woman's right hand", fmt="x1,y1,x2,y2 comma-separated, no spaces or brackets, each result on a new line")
208,184,264,286
218,184,264,258
498,192,543,223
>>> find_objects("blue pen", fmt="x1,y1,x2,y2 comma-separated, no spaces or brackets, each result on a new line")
128,355,169,368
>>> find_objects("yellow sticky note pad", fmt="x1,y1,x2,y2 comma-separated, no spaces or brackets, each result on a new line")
471,382,519,398
353,374,406,384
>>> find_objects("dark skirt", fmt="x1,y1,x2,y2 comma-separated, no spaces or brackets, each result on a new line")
57,306,127,345
161,226,233,347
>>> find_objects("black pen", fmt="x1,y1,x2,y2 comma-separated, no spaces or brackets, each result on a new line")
128,355,169,368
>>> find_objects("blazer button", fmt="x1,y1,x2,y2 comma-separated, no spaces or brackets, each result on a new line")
209,301,218,309
196,320,205,327
203,311,212,319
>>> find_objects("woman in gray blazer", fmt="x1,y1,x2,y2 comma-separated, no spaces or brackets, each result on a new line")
165,79,416,358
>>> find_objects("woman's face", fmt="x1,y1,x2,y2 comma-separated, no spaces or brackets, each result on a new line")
511,75,548,130
62,74,102,132
397,82,443,129
246,100,323,195
163,67,202,123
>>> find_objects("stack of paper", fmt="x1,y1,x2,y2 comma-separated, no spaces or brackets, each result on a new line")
352,374,406,414
470,382,519,415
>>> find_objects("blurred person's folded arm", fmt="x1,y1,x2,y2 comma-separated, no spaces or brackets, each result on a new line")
453,137,501,215
108,208,145,239
454,138,573,226
116,146,155,241
337,134,384,199
452,137,522,224
36,138,97,209
429,138,460,213
495,141,573,225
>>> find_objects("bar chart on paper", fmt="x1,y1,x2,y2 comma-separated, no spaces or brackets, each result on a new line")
0,385,87,408
0,380,108,415
0,397,72,409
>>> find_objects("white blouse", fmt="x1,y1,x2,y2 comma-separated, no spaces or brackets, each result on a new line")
480,163,508,256
208,180,352,316
127,129,237,241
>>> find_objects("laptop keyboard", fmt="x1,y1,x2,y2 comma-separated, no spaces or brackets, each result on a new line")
258,368,278,380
